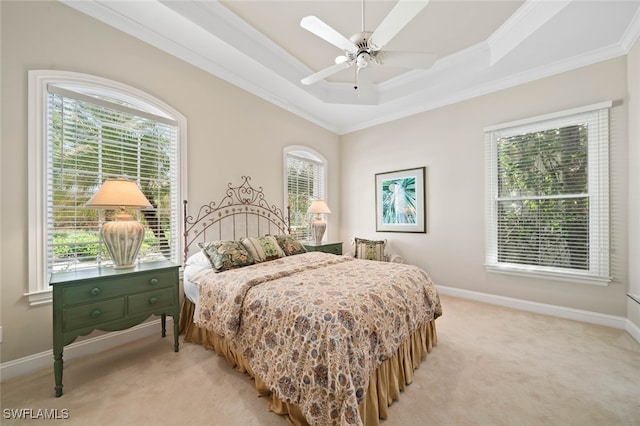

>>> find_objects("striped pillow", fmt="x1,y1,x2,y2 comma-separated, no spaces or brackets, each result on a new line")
241,236,286,262
354,237,386,261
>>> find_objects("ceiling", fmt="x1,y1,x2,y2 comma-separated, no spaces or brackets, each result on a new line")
62,0,640,135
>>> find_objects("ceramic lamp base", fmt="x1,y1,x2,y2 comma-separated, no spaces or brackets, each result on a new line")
311,217,327,245
101,212,145,269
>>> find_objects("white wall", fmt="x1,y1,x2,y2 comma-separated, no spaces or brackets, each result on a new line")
0,1,340,363
340,58,629,317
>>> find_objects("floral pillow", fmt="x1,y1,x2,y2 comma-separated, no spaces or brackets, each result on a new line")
198,240,254,272
273,234,307,256
241,236,285,263
354,237,386,261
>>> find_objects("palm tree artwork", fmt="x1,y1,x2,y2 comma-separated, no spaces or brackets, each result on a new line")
381,177,417,224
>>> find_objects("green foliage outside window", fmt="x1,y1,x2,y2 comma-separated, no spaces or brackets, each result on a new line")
496,125,589,270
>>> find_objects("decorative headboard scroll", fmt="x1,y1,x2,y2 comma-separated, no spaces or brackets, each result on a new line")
183,176,290,263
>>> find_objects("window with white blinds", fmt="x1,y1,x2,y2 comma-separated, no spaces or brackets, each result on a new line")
28,70,185,304
285,147,327,240
485,102,611,284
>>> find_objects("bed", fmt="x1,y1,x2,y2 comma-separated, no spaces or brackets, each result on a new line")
179,176,442,426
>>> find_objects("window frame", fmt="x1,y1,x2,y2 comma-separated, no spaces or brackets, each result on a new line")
283,145,328,241
27,70,187,305
484,101,611,285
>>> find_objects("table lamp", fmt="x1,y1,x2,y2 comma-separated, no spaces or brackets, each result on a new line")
86,177,152,269
307,200,331,244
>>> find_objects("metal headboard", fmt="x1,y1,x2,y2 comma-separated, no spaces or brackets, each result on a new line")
183,176,290,263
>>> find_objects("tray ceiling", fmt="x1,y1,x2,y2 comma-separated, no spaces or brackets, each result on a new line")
62,0,640,134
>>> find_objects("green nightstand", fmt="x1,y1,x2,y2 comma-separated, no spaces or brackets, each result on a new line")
51,260,180,397
303,241,343,255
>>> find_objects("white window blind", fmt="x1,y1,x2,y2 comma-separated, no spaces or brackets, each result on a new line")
286,149,326,240
47,85,179,272
485,102,611,284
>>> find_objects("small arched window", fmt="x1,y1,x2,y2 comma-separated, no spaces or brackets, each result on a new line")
283,146,328,240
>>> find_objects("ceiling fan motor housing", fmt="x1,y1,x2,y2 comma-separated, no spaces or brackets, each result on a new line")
348,31,380,67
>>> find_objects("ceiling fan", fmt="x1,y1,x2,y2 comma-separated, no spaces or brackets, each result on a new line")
300,0,436,97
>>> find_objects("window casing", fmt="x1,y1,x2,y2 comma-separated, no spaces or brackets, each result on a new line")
284,146,328,240
28,70,186,305
485,102,611,284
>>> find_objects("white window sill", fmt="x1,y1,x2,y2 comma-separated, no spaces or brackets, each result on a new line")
485,264,611,286
24,289,52,306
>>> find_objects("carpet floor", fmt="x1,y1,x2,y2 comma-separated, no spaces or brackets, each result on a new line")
2,295,639,425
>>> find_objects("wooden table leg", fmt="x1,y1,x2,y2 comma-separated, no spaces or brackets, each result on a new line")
173,315,179,352
54,350,63,397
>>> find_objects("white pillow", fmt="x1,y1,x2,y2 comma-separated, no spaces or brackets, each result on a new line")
185,250,212,269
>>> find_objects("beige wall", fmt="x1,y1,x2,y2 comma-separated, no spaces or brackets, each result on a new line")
340,58,630,317
0,1,340,362
628,37,640,328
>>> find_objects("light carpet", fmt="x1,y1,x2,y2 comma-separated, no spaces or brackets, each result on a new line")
2,295,639,425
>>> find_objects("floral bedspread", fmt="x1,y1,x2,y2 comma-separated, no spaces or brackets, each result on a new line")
192,252,442,426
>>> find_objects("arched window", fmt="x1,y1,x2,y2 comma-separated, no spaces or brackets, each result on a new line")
283,146,328,240
28,70,186,304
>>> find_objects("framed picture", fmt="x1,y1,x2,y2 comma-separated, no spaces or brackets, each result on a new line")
375,167,426,233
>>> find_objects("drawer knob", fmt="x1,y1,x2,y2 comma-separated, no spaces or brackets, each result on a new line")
149,278,159,285
149,297,158,305
90,287,101,296
90,309,101,318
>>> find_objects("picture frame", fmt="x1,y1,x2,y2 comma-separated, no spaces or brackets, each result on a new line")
375,167,426,233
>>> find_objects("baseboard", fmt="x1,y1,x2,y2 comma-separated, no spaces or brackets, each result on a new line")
626,319,640,343
0,318,171,383
436,285,637,342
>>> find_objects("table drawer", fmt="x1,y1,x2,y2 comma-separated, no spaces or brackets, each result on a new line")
63,299,125,332
322,244,342,255
62,270,175,305
128,288,176,316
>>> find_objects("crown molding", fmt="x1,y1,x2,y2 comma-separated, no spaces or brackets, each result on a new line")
620,4,640,53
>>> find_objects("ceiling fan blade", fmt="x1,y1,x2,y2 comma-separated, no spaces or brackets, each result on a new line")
370,0,429,51
379,51,437,69
301,60,353,85
301,16,358,54
356,66,374,98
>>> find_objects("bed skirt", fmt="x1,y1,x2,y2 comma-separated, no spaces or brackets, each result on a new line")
179,298,437,426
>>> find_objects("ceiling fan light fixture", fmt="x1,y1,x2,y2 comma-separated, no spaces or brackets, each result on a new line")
356,52,371,69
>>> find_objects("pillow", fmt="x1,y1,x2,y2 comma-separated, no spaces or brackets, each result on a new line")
185,250,212,269
273,234,307,256
354,237,386,261
198,240,254,272
241,236,286,263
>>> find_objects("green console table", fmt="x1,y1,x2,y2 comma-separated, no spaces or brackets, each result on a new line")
51,260,180,397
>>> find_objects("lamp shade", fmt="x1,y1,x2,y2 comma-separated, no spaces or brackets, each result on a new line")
86,177,152,209
307,200,331,215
